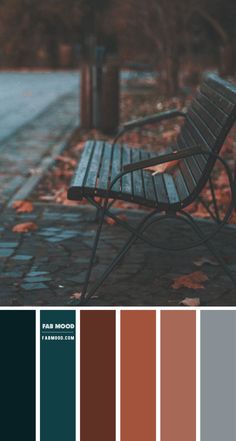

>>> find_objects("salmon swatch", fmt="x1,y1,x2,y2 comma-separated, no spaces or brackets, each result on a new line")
161,311,196,441
121,310,156,441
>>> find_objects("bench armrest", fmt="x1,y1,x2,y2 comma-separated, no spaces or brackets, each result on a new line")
123,146,202,173
123,109,186,131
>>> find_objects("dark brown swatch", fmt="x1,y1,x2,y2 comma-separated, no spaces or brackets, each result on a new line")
80,310,116,441
161,311,196,441
121,310,156,441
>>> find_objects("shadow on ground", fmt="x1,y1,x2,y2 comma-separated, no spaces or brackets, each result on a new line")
0,203,235,306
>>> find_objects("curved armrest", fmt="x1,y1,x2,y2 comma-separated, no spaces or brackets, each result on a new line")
123,109,186,131
123,146,201,172
112,109,186,147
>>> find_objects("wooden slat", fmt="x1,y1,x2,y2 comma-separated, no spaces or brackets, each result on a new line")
110,143,122,193
201,83,234,115
98,142,113,191
131,148,145,201
139,149,157,204
84,141,104,190
206,74,236,104
173,169,190,201
70,140,94,188
197,90,228,125
188,107,216,148
153,173,169,204
178,131,203,179
192,99,222,137
163,174,180,204
121,145,133,196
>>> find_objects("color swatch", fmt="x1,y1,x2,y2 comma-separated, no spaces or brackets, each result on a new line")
161,311,196,441
40,310,76,441
121,310,156,441
80,310,116,441
0,311,35,441
201,311,236,441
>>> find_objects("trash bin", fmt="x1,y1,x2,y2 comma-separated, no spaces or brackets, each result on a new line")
80,48,119,134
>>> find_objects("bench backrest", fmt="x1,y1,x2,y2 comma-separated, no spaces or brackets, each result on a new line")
174,73,236,200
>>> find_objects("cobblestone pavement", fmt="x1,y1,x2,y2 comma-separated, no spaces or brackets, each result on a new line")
0,203,235,306
0,72,79,142
0,92,78,208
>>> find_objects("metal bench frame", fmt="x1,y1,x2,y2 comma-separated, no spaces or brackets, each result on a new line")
68,75,236,305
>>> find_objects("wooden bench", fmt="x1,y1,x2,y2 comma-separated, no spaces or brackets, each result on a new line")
68,73,236,304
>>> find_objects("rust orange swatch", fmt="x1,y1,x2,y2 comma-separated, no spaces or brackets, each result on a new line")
161,311,196,441
121,310,156,441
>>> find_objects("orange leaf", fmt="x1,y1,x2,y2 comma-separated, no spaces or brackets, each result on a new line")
105,214,128,226
70,292,82,300
12,200,34,213
56,155,77,167
179,297,200,306
145,159,179,174
12,222,38,233
172,271,208,290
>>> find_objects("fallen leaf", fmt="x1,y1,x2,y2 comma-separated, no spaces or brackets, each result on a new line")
74,142,84,152
230,212,236,224
193,256,219,267
179,297,200,306
105,214,128,225
12,222,38,233
56,155,77,167
12,200,34,213
172,271,208,290
70,292,82,300
145,159,179,175
105,217,116,225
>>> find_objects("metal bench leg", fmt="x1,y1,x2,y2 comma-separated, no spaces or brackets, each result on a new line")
209,176,221,223
79,206,160,305
180,212,236,285
79,206,107,305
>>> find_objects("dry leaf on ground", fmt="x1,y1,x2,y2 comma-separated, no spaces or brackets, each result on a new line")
12,200,34,213
70,292,82,300
172,271,208,290
74,142,84,152
105,214,128,225
179,297,200,306
56,155,77,167
193,256,219,267
12,222,38,233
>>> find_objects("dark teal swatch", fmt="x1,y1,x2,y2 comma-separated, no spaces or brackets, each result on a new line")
0,310,35,440
40,310,76,441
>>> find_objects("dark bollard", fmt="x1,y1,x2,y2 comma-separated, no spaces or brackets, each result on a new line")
80,48,119,134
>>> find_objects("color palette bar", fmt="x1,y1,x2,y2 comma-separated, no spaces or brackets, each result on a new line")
40,310,75,441
0,311,35,441
1,308,235,441
80,310,116,441
161,311,196,441
121,310,156,441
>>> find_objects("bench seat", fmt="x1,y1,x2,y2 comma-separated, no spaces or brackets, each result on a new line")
68,140,192,210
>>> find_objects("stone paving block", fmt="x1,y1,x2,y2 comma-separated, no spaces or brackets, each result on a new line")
13,255,33,260
24,276,51,283
0,242,18,248
27,271,49,276
46,237,63,243
0,249,14,257
21,282,48,290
